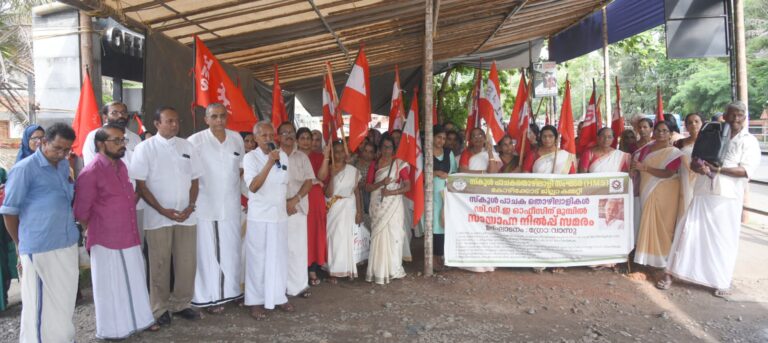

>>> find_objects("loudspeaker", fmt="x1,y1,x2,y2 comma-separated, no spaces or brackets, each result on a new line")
664,0,729,59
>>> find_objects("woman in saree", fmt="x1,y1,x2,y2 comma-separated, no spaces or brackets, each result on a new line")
578,127,631,173
619,129,638,154
522,125,576,174
459,128,500,174
458,128,498,272
673,113,703,220
496,135,520,173
635,118,654,149
364,136,410,284
431,125,457,271
296,128,329,286
632,120,683,270
325,141,363,283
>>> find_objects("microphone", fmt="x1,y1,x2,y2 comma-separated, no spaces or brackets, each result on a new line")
266,142,282,169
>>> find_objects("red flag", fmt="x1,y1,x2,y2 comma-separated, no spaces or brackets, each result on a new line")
432,101,438,125
558,79,576,154
194,36,256,132
611,77,624,148
507,73,530,139
465,70,481,140
388,65,406,132
596,95,603,129
577,88,598,154
339,46,371,152
517,113,531,157
71,71,101,156
655,86,665,122
271,65,288,132
478,61,505,143
322,62,344,143
134,115,146,135
395,88,424,227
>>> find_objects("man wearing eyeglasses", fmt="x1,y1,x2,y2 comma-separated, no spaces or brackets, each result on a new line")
130,107,204,326
187,103,245,314
1,123,80,342
82,101,142,167
74,124,157,339
242,121,292,319
277,122,314,299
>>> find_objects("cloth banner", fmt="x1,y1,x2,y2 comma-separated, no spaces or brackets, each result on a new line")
444,173,633,267
353,223,370,264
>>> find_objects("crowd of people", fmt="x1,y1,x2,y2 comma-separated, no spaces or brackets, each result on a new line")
0,99,759,341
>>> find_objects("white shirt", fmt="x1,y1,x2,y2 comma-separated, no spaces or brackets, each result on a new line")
283,148,315,216
188,129,244,221
130,135,204,230
702,128,761,199
82,126,141,167
243,148,288,223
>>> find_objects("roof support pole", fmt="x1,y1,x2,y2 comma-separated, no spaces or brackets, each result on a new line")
601,6,610,125
307,0,353,67
423,0,435,277
733,0,748,106
473,0,528,53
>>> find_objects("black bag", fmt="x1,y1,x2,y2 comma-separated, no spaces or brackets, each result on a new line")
691,122,730,167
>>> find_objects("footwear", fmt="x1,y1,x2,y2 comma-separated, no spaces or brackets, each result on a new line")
146,323,161,332
205,305,225,315
173,308,203,320
713,288,731,298
300,290,312,298
656,275,673,290
156,311,172,326
277,302,295,312
250,306,268,320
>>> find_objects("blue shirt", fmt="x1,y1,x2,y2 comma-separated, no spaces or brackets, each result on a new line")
0,149,79,254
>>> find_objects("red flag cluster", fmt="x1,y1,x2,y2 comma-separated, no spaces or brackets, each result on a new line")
507,73,532,157
395,88,424,227
194,36,256,132
478,62,506,143
322,63,343,143
388,65,406,132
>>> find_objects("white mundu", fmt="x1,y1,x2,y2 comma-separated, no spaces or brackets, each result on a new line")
667,128,761,289
188,128,245,307
130,135,203,230
243,148,289,309
284,149,314,296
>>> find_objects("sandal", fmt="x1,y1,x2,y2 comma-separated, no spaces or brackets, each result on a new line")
713,289,731,298
309,277,321,286
551,267,565,274
146,323,161,332
300,290,312,298
655,275,672,290
249,307,268,320
278,302,295,312
206,305,225,315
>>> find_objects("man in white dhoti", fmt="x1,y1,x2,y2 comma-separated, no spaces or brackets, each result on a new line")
188,103,245,313
0,123,80,342
659,101,761,297
243,121,294,319
277,122,314,298
131,107,204,325
74,124,158,338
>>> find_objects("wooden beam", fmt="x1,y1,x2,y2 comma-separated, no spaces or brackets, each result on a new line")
307,0,353,67
423,0,435,277
57,0,148,33
472,0,528,53
432,0,440,38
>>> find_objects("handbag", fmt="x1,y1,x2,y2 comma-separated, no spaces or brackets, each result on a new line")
691,122,730,167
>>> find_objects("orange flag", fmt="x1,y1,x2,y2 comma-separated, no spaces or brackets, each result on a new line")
271,65,288,132
339,46,371,152
611,76,624,148
134,115,146,135
577,87,598,154
72,71,101,156
194,36,256,132
395,88,424,227
478,61,506,143
388,65,406,132
656,86,665,122
558,79,576,154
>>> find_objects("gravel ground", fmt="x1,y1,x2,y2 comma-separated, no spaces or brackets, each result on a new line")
0,234,766,343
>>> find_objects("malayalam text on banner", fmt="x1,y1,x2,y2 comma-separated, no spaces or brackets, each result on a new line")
444,172,633,267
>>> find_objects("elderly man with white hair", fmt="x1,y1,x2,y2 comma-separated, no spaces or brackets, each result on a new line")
659,101,761,297
243,121,294,320
188,103,245,313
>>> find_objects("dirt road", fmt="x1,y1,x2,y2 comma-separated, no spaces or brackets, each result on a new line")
0,227,766,342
